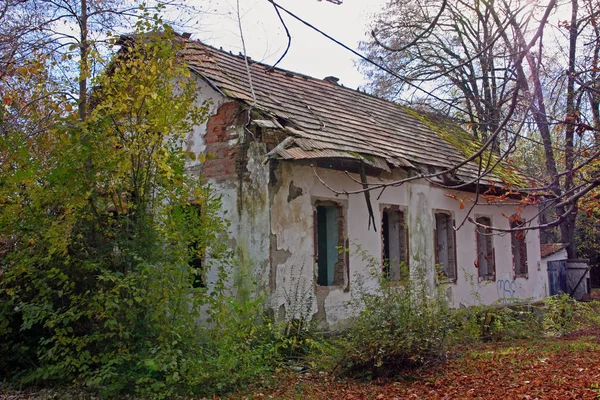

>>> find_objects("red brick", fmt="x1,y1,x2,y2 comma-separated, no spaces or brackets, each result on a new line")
203,101,242,180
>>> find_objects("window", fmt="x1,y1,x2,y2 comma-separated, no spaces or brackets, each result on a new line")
435,212,456,281
382,207,408,280
178,203,205,288
510,218,528,277
189,242,205,288
475,216,495,280
314,201,346,286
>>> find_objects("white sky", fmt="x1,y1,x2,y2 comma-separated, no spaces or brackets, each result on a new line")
193,0,388,90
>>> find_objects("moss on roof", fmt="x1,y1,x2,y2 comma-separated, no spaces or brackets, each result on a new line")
402,107,527,188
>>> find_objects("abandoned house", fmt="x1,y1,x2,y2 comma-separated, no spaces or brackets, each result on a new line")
177,38,548,327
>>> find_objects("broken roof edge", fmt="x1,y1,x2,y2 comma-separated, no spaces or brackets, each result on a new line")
401,107,529,189
177,37,534,191
265,138,392,172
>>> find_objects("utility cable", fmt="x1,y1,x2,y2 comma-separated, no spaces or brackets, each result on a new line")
267,0,291,71
266,0,470,116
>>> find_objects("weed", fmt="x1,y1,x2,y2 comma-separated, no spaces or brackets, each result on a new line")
331,247,452,378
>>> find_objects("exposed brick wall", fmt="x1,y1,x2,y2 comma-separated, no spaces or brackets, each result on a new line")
202,101,242,180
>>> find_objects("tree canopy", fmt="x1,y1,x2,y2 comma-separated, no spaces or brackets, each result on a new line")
360,0,600,257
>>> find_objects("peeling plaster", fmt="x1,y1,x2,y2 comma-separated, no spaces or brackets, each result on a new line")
270,233,292,292
267,164,546,328
287,181,303,202
189,95,547,327
185,77,224,176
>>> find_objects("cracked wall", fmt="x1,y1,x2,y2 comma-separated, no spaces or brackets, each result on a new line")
269,163,547,328
186,79,271,297
186,79,547,325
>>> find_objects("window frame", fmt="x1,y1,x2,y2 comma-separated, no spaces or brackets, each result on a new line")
510,217,528,278
313,199,348,288
380,205,409,281
475,215,496,281
434,210,457,283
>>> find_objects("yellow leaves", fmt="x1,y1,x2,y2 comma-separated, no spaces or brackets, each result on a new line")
199,153,206,163
444,193,469,209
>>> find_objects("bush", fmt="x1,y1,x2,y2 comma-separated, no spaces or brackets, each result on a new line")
0,27,285,399
543,294,600,336
333,251,452,378
450,294,600,344
450,304,542,343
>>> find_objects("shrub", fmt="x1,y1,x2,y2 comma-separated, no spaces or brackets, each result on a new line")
450,304,542,343
543,294,600,336
334,250,452,378
0,26,284,398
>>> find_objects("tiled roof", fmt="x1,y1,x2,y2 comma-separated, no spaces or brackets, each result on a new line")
180,39,522,185
541,243,569,258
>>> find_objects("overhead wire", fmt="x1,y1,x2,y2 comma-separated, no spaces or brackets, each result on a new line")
265,0,471,116
263,0,595,234
266,0,587,158
266,0,291,71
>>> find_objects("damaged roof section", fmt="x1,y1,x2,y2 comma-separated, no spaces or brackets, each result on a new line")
179,38,523,186
266,137,393,172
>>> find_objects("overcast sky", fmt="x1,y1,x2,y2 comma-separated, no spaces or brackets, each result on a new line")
193,0,388,90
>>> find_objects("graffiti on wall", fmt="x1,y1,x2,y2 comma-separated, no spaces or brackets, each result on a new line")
496,279,520,303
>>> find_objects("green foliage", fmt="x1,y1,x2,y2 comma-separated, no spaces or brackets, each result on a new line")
450,295,600,345
333,250,452,378
542,294,600,336
0,23,283,398
190,266,279,396
323,248,600,380
450,304,541,343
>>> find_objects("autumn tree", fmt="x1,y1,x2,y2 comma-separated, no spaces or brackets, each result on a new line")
360,0,520,142
360,0,600,258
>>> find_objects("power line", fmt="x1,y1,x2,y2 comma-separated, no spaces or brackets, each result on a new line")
266,0,593,157
266,0,471,116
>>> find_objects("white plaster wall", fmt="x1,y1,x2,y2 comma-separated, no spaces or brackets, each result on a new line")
185,80,548,323
207,160,271,295
543,249,568,264
405,181,545,306
184,78,224,173
270,163,547,326
184,78,271,297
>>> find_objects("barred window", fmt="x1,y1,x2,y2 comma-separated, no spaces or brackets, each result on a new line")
382,207,408,280
435,212,457,282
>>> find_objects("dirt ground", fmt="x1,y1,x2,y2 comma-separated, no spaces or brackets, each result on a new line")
238,326,600,400
2,312,600,399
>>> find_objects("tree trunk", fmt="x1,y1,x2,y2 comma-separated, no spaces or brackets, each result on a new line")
560,210,578,259
561,0,579,259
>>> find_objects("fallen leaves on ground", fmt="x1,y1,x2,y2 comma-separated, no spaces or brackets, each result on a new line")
239,326,600,400
2,327,599,399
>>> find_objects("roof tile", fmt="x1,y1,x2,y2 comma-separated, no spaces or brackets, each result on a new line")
181,39,521,184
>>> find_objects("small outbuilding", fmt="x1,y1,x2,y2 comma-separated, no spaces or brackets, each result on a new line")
542,243,590,300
